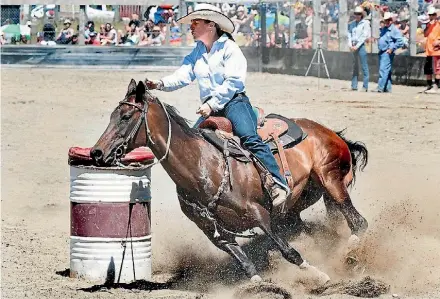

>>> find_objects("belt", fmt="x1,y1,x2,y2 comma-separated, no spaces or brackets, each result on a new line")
203,92,246,104
232,92,246,99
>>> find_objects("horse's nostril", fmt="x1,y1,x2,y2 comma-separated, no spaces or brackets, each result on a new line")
91,148,103,160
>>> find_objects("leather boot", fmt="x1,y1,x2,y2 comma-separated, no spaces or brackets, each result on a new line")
271,187,288,217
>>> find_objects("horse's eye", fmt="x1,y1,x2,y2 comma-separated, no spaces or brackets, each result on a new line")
121,114,131,121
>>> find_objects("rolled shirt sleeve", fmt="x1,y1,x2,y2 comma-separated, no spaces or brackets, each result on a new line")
160,51,197,92
206,42,247,112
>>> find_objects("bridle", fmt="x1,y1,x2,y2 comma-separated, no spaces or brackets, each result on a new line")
113,96,171,168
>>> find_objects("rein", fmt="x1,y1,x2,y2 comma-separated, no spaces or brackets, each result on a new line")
114,98,171,169
115,95,256,239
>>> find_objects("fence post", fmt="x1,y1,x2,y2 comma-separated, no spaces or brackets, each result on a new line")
371,0,380,53
289,1,296,48
260,3,268,69
54,5,59,22
165,23,171,46
339,0,349,51
260,3,267,48
43,5,48,25
114,5,120,23
20,5,26,24
78,6,85,45
179,0,187,46
409,0,418,56
312,0,321,49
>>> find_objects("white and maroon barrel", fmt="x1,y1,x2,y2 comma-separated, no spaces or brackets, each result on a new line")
68,147,155,283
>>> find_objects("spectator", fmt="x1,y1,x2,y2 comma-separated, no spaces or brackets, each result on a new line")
0,32,6,45
56,19,74,44
98,24,106,38
270,24,289,48
348,6,371,92
101,23,117,46
85,32,100,46
231,5,255,35
148,25,165,46
121,20,140,46
424,6,440,94
85,21,95,40
326,0,339,23
39,23,57,46
398,17,410,47
373,12,404,93
139,19,155,45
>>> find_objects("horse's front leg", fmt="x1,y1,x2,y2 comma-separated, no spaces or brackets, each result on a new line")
177,194,261,282
246,201,330,288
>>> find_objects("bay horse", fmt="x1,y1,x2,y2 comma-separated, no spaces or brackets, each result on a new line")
91,80,369,287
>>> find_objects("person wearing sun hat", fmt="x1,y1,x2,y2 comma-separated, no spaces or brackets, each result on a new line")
422,6,440,94
373,11,404,93
348,6,371,92
144,3,291,217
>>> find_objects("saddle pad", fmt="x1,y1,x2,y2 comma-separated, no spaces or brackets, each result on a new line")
265,114,307,152
200,129,252,162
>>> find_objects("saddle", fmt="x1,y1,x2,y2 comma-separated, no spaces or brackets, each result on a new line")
198,107,307,191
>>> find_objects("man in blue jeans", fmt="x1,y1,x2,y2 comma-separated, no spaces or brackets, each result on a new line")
348,6,371,92
374,12,404,93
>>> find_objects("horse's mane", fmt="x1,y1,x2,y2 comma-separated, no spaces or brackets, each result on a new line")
162,102,201,138
126,82,201,139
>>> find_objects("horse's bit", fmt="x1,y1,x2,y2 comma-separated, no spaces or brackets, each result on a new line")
114,97,171,168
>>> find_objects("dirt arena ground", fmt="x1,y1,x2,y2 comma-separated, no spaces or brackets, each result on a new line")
1,68,440,299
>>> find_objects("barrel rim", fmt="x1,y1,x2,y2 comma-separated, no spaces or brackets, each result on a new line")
69,163,154,170
70,235,152,242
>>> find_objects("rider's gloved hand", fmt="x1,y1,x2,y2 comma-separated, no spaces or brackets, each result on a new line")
145,79,164,90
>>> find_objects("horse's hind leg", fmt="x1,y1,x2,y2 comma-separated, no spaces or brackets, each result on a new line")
322,179,368,240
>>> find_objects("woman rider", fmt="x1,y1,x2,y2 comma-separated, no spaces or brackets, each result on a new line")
145,4,290,217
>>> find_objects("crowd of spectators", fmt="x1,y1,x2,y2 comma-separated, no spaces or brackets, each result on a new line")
1,1,439,55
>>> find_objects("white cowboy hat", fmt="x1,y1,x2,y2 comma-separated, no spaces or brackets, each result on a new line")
427,6,437,15
383,12,393,20
177,3,235,34
354,6,366,16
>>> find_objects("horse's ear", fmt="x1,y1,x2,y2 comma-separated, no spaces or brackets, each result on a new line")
126,79,137,96
135,81,146,103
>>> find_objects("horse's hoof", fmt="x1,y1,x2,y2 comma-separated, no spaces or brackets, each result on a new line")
347,234,361,251
299,261,330,287
250,275,263,283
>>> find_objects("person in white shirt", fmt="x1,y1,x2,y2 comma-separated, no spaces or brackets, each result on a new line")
348,6,371,91
145,3,290,216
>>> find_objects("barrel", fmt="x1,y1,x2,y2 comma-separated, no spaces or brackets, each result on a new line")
68,147,155,283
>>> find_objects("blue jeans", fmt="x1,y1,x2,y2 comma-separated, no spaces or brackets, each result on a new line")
195,95,289,190
378,51,394,92
351,44,369,90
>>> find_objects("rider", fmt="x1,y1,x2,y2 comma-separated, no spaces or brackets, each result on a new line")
145,3,290,216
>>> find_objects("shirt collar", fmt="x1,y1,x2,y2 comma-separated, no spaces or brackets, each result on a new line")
215,34,229,45
210,34,229,52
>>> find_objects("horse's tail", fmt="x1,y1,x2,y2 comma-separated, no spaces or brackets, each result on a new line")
335,129,368,186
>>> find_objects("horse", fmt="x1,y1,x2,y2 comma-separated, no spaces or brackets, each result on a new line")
91,79,369,287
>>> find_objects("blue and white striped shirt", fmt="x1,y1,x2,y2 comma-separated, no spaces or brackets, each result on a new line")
160,34,247,112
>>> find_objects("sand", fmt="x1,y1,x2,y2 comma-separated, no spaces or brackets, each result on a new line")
1,69,439,299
